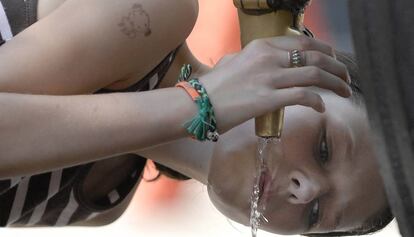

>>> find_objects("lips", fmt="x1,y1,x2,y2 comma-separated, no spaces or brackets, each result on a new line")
258,168,274,208
259,170,267,198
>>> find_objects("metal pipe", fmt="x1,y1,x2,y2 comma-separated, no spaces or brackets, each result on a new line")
233,0,310,138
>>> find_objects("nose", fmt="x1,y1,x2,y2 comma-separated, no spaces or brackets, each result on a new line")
287,171,321,204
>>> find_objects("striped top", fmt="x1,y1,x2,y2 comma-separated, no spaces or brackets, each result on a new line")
0,0,179,227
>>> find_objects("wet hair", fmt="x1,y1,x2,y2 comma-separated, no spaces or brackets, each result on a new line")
305,52,394,236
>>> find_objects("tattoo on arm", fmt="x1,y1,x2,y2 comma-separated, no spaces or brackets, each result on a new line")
118,3,152,38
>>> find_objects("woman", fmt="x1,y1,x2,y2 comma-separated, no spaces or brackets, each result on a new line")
0,0,388,235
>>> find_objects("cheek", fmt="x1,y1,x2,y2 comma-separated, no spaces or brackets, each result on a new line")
331,152,387,230
207,184,250,226
208,142,256,200
354,161,387,217
261,206,306,235
207,179,251,222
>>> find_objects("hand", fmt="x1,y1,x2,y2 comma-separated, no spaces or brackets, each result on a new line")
199,35,351,133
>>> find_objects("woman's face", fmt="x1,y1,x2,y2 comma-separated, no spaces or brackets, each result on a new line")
207,92,388,235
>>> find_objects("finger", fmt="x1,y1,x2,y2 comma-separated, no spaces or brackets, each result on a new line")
273,87,326,113
303,51,351,84
263,35,335,58
270,66,352,98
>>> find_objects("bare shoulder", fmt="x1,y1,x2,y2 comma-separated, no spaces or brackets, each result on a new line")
38,0,198,36
52,0,199,82
58,0,199,45
56,0,199,90
0,0,199,94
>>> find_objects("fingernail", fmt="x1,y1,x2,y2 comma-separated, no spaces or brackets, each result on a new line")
333,50,337,60
321,101,326,112
348,86,353,96
347,71,351,84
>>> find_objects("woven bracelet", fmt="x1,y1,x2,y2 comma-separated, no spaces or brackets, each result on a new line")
175,65,219,142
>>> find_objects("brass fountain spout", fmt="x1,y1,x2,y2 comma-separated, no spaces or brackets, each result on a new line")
233,0,311,138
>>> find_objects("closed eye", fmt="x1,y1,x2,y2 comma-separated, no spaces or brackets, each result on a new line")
319,130,330,165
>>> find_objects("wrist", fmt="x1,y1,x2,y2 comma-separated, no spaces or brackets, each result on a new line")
176,65,219,142
192,63,212,78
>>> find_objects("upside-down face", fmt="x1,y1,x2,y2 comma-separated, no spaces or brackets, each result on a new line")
207,91,387,235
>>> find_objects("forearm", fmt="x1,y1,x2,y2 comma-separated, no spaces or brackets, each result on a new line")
0,88,196,178
137,137,214,184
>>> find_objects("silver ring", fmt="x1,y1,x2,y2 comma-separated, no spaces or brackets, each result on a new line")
289,49,304,67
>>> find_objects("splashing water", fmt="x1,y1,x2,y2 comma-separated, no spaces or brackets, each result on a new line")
250,137,282,237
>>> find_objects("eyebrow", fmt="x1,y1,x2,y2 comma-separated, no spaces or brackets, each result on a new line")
305,200,320,233
305,218,313,233
334,206,345,230
305,205,312,232
305,203,344,234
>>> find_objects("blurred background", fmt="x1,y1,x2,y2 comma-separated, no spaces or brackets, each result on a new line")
0,0,401,236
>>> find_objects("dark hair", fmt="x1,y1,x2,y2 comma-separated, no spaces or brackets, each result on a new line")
153,162,191,181
306,207,393,237
305,52,394,236
267,0,311,14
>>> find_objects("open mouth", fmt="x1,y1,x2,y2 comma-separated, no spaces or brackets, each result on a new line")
258,168,271,202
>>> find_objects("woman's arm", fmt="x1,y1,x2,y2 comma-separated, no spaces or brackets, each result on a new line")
0,0,198,94
0,89,197,179
137,138,214,185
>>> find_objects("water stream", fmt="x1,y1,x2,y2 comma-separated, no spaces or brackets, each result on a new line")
250,137,282,237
